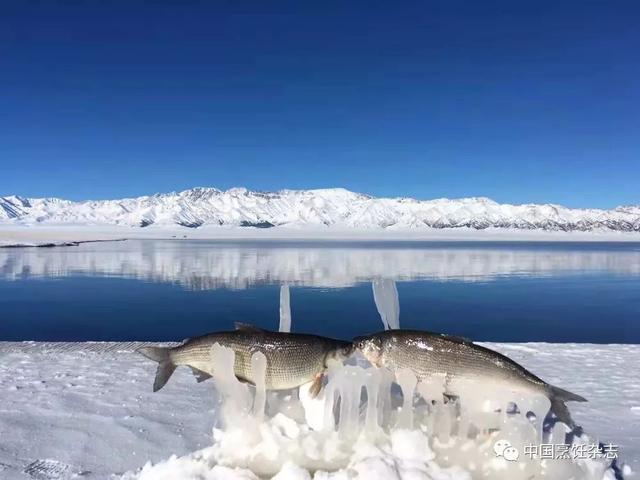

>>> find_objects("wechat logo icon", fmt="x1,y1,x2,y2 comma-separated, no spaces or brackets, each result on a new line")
494,439,519,462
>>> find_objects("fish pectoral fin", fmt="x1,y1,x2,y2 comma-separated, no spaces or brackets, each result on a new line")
189,367,212,383
309,372,325,399
235,375,256,386
234,322,266,333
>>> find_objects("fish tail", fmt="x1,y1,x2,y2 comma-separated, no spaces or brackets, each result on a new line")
138,346,176,392
547,385,587,429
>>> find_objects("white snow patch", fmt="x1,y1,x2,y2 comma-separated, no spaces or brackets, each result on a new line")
2,223,640,248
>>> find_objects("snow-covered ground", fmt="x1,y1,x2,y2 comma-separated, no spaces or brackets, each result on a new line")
0,342,637,479
2,224,640,248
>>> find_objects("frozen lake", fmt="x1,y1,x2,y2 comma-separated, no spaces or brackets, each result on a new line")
1,239,639,343
1,239,639,479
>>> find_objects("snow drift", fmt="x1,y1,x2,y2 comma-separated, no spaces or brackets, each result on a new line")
2,187,640,232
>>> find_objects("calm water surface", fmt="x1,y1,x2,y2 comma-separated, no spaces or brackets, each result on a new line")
1,240,639,343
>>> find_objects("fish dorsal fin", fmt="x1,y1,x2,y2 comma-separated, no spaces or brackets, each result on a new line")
234,322,266,333
439,333,472,344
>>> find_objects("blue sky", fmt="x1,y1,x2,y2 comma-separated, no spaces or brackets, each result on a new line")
1,1,638,208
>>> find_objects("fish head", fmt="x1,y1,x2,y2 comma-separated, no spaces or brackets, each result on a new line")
354,334,384,367
325,341,355,366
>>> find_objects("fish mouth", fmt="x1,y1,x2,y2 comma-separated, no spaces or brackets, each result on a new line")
342,343,356,357
325,342,356,366
336,340,356,360
352,335,383,367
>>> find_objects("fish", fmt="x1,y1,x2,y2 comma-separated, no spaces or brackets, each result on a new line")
354,329,587,428
138,323,353,396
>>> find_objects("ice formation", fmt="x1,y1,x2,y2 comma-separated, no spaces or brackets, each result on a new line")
125,343,621,480
279,284,292,333
372,278,400,330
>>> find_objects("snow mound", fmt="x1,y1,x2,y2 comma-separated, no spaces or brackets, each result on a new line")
122,345,620,480
128,427,474,480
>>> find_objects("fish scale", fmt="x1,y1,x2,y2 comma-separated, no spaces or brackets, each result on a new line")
141,328,351,392
383,332,546,391
355,329,587,428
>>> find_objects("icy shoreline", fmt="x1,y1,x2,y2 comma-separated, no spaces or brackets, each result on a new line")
2,224,640,248
0,342,638,479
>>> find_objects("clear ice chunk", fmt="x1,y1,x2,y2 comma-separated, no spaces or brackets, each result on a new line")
372,278,400,330
251,351,267,421
279,283,291,333
210,343,251,426
396,368,417,429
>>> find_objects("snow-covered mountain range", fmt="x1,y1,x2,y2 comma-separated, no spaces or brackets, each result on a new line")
1,187,639,232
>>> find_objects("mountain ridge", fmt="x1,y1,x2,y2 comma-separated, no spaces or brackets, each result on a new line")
1,187,639,232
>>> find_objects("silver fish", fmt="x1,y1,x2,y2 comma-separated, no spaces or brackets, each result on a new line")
354,329,587,428
139,324,353,396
